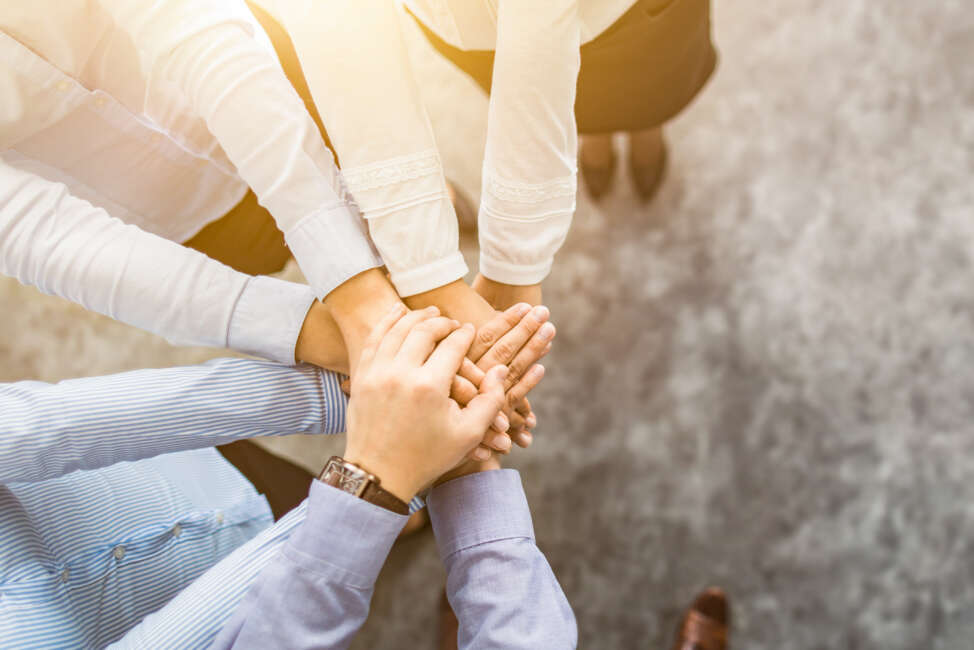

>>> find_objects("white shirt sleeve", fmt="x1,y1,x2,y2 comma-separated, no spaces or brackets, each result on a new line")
268,0,468,297
478,0,581,286
0,159,314,364
98,0,384,299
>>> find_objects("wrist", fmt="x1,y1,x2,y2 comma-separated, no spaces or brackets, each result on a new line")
325,269,402,336
294,301,349,373
403,279,467,311
342,448,422,503
405,279,497,327
472,274,542,310
323,269,403,371
435,455,502,488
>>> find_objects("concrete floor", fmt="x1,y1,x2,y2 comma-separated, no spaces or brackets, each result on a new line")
3,0,974,648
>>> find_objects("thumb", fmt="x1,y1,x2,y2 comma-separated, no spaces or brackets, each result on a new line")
458,364,508,436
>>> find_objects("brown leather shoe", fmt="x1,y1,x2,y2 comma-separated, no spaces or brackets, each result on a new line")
670,587,730,650
629,137,668,204
580,149,618,200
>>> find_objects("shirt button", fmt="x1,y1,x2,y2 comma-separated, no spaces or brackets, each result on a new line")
113,546,126,561
56,80,70,92
215,512,224,525
60,567,70,583
171,524,182,538
94,96,107,108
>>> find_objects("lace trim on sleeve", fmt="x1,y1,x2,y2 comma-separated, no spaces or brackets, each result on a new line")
482,172,577,205
342,149,442,192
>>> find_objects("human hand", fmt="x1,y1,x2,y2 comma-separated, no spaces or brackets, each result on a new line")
472,274,542,310
405,280,548,434
343,304,508,501
322,268,405,376
451,303,555,455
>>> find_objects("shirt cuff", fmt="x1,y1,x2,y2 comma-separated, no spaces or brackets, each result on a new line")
427,469,534,560
389,251,469,297
284,203,385,300
227,276,316,364
478,253,553,286
315,370,349,434
287,481,408,587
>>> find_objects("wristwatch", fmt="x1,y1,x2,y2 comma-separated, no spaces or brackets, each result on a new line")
318,456,410,515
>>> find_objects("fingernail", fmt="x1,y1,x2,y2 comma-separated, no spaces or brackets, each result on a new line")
532,305,549,321
389,303,405,316
496,365,510,379
526,414,537,428
473,447,490,461
530,364,545,379
513,303,531,317
452,319,460,327
463,322,475,331
425,306,440,315
538,322,555,341
492,413,509,432
491,433,512,451
516,432,533,447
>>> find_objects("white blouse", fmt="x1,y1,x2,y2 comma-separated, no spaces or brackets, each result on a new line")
0,0,384,363
262,0,642,291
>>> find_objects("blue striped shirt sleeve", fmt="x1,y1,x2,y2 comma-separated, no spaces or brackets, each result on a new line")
0,358,347,484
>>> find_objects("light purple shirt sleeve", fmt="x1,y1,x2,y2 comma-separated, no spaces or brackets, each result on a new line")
213,469,576,649
429,469,577,649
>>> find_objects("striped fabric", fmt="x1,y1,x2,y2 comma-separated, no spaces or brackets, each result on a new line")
0,449,272,649
116,498,310,649
0,358,348,485
0,359,347,648
0,358,424,649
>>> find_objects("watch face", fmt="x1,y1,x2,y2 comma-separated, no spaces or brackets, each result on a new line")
322,459,373,497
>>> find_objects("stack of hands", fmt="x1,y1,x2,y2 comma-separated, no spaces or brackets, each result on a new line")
343,299,555,503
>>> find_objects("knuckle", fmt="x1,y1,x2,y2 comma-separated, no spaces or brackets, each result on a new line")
412,377,438,396
493,341,516,361
477,329,496,347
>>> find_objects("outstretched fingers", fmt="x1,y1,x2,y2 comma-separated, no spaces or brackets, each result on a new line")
467,303,532,362
502,321,555,390
476,305,550,373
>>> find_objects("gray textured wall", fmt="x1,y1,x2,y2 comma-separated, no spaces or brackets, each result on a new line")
2,1,973,648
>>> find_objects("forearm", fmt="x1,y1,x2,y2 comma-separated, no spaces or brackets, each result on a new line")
429,470,577,649
0,359,345,483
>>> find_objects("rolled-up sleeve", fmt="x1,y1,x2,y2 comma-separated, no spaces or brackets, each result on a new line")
478,0,581,286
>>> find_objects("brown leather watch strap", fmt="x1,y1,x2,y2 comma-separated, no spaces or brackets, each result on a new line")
360,482,410,515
